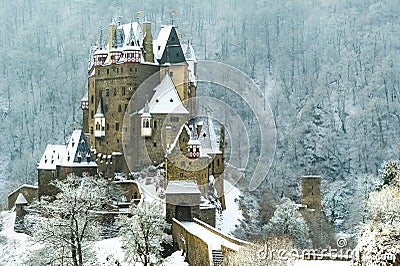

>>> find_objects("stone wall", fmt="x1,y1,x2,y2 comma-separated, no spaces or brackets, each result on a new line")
172,218,210,266
8,185,38,210
87,63,159,158
38,166,97,199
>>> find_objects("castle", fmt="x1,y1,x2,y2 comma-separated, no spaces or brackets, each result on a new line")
8,17,225,227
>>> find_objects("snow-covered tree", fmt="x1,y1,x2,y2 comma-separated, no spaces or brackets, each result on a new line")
378,159,400,187
262,198,310,248
118,202,168,266
25,174,109,266
355,161,400,265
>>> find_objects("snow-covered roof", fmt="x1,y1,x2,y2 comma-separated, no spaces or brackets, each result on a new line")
168,117,222,158
37,144,66,170
198,117,221,155
166,180,201,195
154,25,173,60
139,74,189,114
167,123,192,154
117,22,142,47
81,92,88,102
182,42,197,62
15,193,28,205
60,130,97,168
38,130,97,170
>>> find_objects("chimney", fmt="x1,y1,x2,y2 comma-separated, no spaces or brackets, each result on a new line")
142,21,154,62
106,23,116,64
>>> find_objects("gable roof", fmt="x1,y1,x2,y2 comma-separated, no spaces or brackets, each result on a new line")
37,130,97,170
37,144,66,170
139,74,189,115
60,130,97,167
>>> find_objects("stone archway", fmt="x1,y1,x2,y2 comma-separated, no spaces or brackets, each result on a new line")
175,205,191,221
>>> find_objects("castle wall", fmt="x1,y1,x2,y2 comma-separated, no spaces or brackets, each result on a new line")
38,166,97,199
172,218,210,266
88,64,159,156
8,185,38,210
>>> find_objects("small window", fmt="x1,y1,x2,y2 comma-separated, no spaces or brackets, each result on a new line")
106,123,109,131
97,70,100,75
91,111,94,118
154,120,157,128
114,88,117,96
122,87,126,96
106,89,110,97
125,104,128,111
181,161,185,167
116,122,120,131
176,53,179,58
180,173,183,177
90,127,93,134
169,71,173,77
116,68,119,73
104,105,108,113
121,67,123,73
130,67,133,72
91,95,94,104
107,69,109,75
153,142,157,147
118,104,122,112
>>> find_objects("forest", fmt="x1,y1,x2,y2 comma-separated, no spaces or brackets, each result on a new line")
0,0,399,236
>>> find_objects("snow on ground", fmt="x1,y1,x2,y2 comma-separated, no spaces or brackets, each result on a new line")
162,251,189,266
95,237,127,265
294,260,351,266
217,179,243,235
0,211,32,265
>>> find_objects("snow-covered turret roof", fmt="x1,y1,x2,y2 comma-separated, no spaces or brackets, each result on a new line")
139,74,189,114
81,92,88,102
15,193,28,205
166,180,201,194
182,42,196,62
94,98,104,118
197,117,221,155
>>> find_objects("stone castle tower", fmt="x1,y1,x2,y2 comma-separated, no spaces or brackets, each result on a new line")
81,19,197,177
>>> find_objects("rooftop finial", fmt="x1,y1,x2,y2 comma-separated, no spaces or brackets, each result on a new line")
99,28,104,49
171,10,177,25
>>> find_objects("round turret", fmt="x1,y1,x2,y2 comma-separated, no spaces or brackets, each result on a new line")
94,48,108,66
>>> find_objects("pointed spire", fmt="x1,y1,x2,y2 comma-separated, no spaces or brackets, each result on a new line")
185,39,192,58
95,98,104,117
128,23,136,46
143,95,150,114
